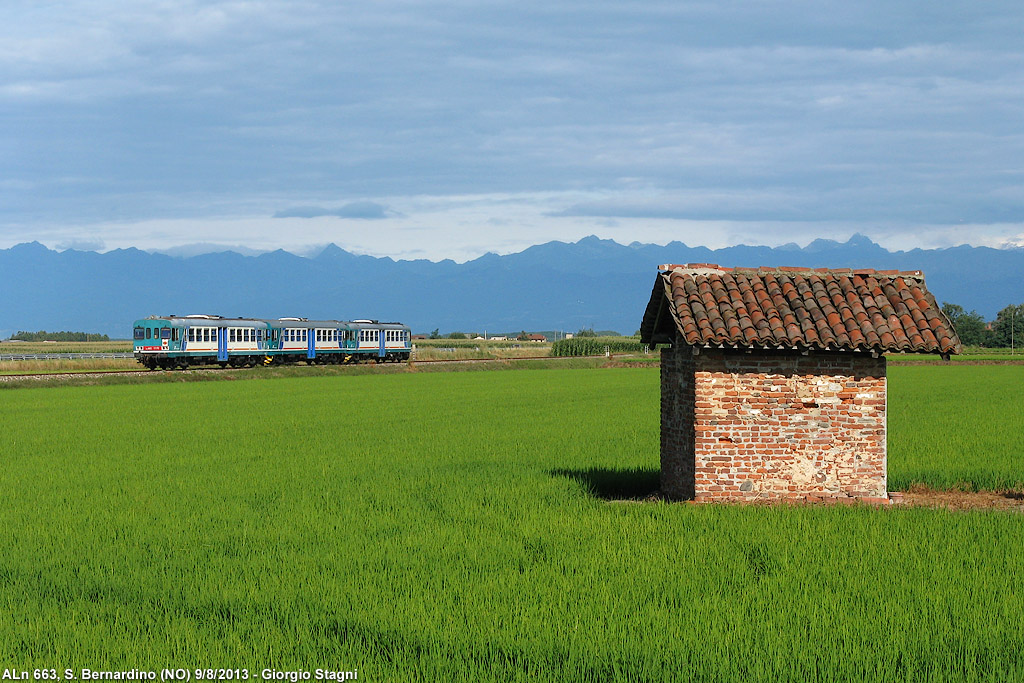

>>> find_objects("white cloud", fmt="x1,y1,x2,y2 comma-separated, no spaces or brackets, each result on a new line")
6,190,1022,262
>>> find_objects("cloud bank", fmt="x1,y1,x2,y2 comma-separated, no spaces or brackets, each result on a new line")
1,0,1022,258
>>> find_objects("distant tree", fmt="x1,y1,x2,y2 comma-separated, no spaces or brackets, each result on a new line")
990,304,1024,349
447,331,467,340
516,331,530,341
575,327,597,338
940,303,991,347
12,330,110,342
429,328,441,339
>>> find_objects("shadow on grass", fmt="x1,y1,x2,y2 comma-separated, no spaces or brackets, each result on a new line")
552,466,661,501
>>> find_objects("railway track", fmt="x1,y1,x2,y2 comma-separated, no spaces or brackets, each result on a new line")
0,354,617,381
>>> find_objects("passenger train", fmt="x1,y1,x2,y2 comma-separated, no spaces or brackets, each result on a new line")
133,315,411,369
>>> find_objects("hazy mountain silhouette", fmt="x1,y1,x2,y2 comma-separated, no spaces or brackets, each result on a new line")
1,235,1021,338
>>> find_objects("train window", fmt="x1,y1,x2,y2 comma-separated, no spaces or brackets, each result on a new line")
161,328,170,339
172,329,179,342
134,327,144,340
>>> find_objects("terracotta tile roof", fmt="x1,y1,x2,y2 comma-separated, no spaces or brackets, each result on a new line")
640,264,961,355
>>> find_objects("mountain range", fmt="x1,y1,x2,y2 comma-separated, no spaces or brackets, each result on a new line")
1,235,1021,339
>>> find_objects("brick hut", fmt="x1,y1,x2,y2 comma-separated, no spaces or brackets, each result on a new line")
639,265,961,503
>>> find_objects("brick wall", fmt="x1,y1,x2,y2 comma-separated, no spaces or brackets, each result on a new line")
661,343,887,502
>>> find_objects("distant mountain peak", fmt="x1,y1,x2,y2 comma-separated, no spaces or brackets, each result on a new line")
0,235,1020,340
846,232,880,247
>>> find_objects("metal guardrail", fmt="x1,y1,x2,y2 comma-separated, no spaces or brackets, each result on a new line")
0,353,135,361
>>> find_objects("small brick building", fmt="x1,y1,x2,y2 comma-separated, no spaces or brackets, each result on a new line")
640,264,960,503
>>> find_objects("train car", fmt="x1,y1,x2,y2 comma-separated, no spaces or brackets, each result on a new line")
266,317,358,364
133,315,411,369
133,315,272,369
350,319,412,362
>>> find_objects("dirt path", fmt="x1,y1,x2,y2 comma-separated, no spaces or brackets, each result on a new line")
900,485,1024,511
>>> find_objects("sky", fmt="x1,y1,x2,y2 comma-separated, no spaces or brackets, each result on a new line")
2,0,1023,262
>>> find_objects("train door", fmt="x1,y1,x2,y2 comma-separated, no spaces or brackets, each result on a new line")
307,328,316,360
217,327,228,362
379,329,385,358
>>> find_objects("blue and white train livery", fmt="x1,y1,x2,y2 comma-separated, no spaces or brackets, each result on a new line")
133,315,411,369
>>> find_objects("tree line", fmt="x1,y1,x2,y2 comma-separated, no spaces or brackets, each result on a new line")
941,303,1024,348
9,330,111,342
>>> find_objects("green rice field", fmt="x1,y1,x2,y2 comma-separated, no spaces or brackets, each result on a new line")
0,365,1022,680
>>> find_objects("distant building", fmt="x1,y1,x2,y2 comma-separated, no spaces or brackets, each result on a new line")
527,334,546,342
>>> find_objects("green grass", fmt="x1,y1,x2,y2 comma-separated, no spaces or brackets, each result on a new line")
888,365,1024,490
0,366,1022,679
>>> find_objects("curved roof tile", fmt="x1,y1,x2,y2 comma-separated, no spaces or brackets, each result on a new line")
640,265,960,354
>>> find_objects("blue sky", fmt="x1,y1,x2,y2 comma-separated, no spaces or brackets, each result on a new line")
2,1,1023,261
